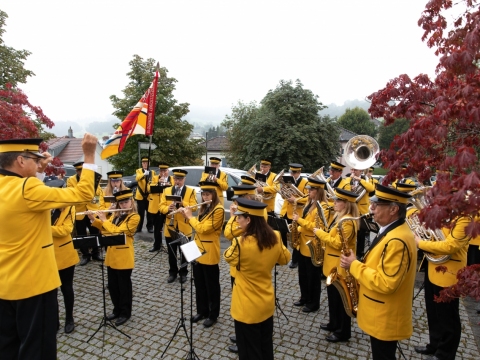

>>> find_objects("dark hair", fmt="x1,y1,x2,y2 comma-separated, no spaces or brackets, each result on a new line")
240,214,277,251
393,202,407,218
0,152,24,169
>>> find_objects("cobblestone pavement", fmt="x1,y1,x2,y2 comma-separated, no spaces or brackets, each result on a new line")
56,229,480,359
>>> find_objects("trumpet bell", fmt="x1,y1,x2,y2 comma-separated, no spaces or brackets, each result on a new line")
344,135,379,170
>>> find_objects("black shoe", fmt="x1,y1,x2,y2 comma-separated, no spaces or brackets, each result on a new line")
228,345,239,353
302,306,319,313
203,318,216,328
414,345,435,355
79,257,89,266
147,228,154,233
148,247,160,253
320,323,335,331
115,316,129,326
229,335,236,343
326,334,349,343
167,275,177,283
289,261,298,269
179,275,187,284
106,313,119,321
293,300,305,307
92,254,103,261
64,320,75,334
191,314,206,323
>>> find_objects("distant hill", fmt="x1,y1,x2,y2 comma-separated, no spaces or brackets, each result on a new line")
319,99,371,119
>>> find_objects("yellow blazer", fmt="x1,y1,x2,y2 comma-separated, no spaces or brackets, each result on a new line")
159,186,197,238
200,170,229,205
92,213,140,269
223,215,243,278
350,220,416,341
148,175,174,214
297,201,330,257
419,216,471,287
135,168,156,201
189,204,225,265
315,214,357,277
260,171,278,212
52,206,79,270
0,168,95,300
280,177,308,218
67,175,103,220
224,232,291,324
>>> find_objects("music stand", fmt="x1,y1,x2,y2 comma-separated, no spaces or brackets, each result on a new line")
73,234,131,342
161,231,203,360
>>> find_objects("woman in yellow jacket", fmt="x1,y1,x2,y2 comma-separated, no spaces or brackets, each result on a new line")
314,188,359,343
181,182,224,328
291,177,331,313
224,198,290,360
88,189,139,327
46,179,79,334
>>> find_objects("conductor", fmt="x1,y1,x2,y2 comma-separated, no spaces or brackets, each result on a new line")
0,134,99,360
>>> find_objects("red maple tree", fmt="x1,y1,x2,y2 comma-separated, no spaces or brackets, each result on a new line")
367,0,480,302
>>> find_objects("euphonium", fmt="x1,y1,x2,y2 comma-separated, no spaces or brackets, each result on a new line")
326,215,364,318
274,170,306,201
311,167,335,198
306,201,328,267
405,187,450,264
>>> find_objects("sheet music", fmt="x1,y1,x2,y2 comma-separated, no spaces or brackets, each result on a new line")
180,241,203,262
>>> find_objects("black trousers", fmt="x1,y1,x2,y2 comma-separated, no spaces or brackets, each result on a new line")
151,212,166,249
107,267,133,318
235,316,274,360
325,283,351,339
192,263,221,320
58,265,75,322
424,266,461,360
165,236,188,276
298,254,321,310
370,336,398,360
75,216,100,257
0,289,58,360
467,244,480,265
136,199,153,231
356,227,367,258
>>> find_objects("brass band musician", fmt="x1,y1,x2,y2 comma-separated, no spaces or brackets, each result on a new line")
252,158,278,213
199,156,229,206
135,157,156,233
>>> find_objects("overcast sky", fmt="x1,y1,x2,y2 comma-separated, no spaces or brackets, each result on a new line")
2,0,440,134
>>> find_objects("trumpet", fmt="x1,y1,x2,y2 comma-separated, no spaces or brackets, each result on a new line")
77,208,132,216
158,176,171,186
167,200,211,216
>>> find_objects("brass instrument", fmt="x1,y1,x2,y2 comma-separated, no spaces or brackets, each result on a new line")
77,208,132,216
158,176,171,187
168,200,210,216
326,215,364,318
306,201,328,267
274,170,307,201
343,135,380,203
405,187,450,264
245,164,274,200
311,167,335,198
288,199,301,249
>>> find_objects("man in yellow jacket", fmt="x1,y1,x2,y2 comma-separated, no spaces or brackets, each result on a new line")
340,184,416,360
0,135,98,360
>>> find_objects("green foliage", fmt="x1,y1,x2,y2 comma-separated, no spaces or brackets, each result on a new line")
107,55,204,174
377,118,410,150
0,10,35,88
337,107,377,138
222,80,341,173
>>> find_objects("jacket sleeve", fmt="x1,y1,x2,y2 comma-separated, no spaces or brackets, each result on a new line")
92,214,140,237
277,232,291,265
189,207,224,235
51,207,75,237
315,218,355,250
418,216,471,255
224,237,240,268
224,216,242,240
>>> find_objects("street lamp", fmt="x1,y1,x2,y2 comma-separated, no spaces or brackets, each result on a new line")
205,132,208,165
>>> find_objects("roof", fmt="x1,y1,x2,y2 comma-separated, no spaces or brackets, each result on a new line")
198,136,229,151
338,127,357,142
45,137,85,164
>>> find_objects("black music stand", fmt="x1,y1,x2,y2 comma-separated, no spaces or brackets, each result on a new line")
73,234,131,342
161,231,203,360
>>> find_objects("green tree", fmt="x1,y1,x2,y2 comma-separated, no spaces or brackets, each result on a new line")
222,80,340,172
108,55,204,174
0,10,34,88
377,118,410,150
337,107,377,138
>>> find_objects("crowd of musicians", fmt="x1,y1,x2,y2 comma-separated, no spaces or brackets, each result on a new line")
0,135,479,360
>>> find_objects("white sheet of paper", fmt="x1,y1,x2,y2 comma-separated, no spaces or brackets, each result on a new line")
180,241,203,262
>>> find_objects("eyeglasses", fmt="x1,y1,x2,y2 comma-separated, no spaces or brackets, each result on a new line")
21,155,41,164
370,202,391,209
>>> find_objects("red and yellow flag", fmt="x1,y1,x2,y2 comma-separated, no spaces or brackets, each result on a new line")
101,64,159,159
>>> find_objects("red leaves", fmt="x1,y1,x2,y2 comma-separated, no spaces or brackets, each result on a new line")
435,264,480,303
435,265,448,274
